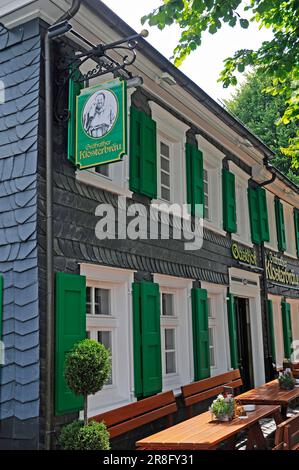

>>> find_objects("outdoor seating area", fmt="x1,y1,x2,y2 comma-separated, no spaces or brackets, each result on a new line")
92,368,299,451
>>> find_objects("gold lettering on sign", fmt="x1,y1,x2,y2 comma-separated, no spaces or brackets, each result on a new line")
231,242,257,266
266,251,299,286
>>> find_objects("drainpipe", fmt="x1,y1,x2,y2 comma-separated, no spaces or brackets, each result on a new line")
44,0,81,450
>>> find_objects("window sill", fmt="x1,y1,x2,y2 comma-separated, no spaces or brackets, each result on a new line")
231,233,254,248
203,220,227,237
76,169,133,198
264,242,278,252
284,251,298,260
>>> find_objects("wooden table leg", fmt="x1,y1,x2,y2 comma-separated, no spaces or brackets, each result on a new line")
273,410,283,425
223,436,237,450
246,423,267,450
281,405,288,420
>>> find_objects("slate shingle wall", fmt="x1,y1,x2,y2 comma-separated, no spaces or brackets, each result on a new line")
0,20,40,449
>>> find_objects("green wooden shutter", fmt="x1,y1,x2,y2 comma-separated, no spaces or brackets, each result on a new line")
140,282,162,396
275,199,286,252
294,208,299,257
67,71,84,163
248,187,261,244
267,299,276,363
281,301,293,360
140,112,157,199
129,106,142,193
258,187,270,242
192,145,204,217
227,294,238,369
55,272,86,415
132,282,143,398
0,275,3,340
185,143,204,217
191,288,210,380
222,169,237,233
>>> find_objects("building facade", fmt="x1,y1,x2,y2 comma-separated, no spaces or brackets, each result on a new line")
0,0,298,449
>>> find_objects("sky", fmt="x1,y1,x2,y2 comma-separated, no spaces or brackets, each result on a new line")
101,0,273,103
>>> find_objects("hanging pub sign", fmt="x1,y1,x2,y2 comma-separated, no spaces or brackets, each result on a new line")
75,78,127,169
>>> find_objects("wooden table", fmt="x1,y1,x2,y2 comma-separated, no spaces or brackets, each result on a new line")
237,380,299,418
136,405,281,450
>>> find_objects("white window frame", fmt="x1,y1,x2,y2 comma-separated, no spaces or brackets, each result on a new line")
197,136,225,236
150,101,189,209
229,267,265,386
80,263,135,416
284,201,297,258
268,294,284,369
201,282,230,376
75,83,135,198
229,161,252,247
288,299,299,355
154,274,193,394
264,190,278,251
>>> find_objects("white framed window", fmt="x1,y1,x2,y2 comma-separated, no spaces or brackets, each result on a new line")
150,101,189,208
202,282,230,376
268,295,284,368
160,292,178,378
197,136,225,235
95,164,110,178
207,298,216,368
229,162,252,247
154,274,193,393
80,264,135,416
284,202,297,258
203,168,210,220
159,140,172,202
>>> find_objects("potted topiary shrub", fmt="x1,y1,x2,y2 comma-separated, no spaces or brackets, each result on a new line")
58,339,111,450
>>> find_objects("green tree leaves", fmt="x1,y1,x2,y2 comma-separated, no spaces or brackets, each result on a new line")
225,73,299,183
142,0,299,166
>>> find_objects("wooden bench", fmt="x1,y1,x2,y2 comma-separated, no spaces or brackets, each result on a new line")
90,391,177,444
273,414,299,450
181,369,243,418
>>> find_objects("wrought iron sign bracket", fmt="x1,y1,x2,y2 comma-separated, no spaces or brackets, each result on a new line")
52,20,147,122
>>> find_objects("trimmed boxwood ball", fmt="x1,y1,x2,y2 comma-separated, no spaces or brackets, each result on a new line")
59,420,110,450
65,339,111,395
64,339,111,425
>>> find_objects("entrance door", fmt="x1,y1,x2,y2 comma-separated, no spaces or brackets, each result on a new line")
235,297,254,391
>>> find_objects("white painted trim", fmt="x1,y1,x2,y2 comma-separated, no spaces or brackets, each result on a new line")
80,263,135,416
228,161,250,181
149,101,189,137
203,221,227,237
264,190,278,251
197,135,225,165
229,268,265,386
76,168,133,198
201,282,230,376
268,294,284,368
154,274,193,391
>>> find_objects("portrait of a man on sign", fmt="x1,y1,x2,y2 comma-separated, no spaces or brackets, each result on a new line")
82,89,117,138
75,79,127,169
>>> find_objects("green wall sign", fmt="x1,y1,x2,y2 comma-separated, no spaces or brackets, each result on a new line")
75,78,127,169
